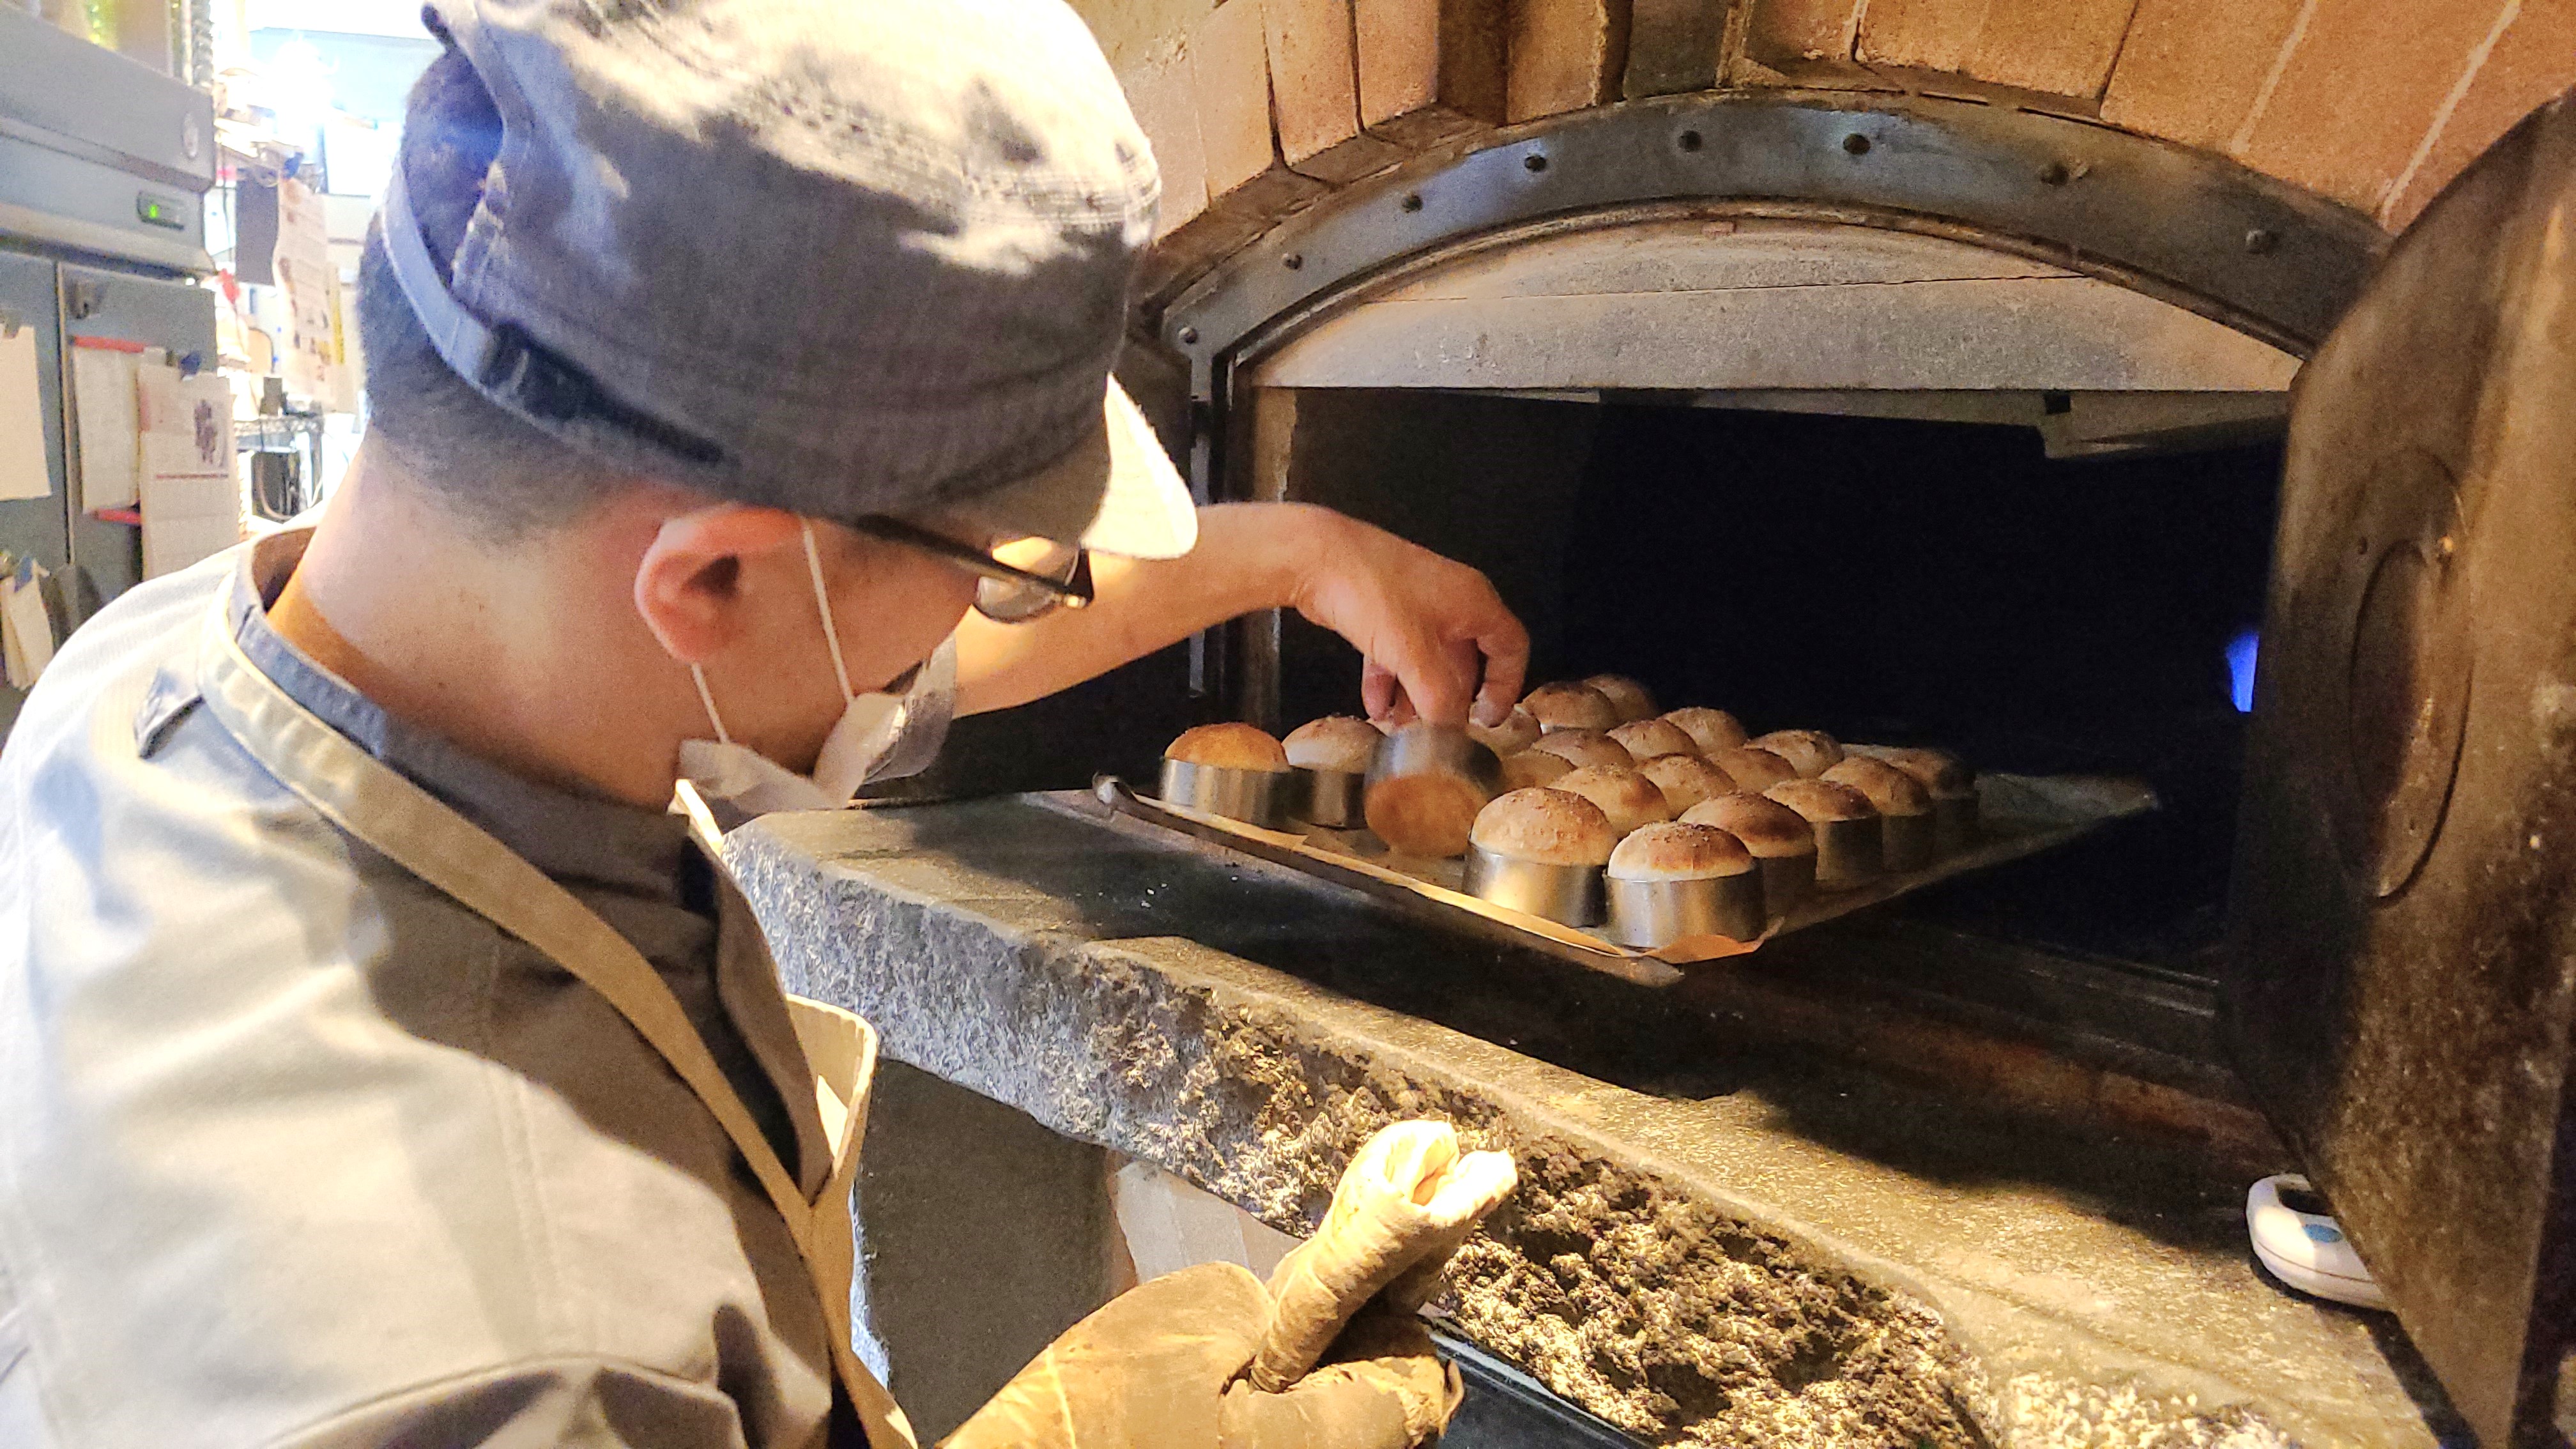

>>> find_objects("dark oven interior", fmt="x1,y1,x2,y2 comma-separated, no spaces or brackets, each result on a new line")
1271,389,2283,985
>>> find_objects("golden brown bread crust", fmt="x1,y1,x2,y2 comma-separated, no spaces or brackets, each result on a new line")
1468,706,1543,756
1708,746,1796,793
1637,753,1734,815
1166,721,1291,771
1847,744,1975,798
1580,674,1657,723
1528,729,1635,770
1470,788,1616,865
1365,771,1492,858
1751,729,1843,778
1523,682,1620,733
1500,749,1574,790
1680,795,1816,856
1822,757,1932,816
1661,707,1748,755
1553,765,1673,837
1764,778,1876,823
1282,716,1384,773
1607,822,1753,880
1607,718,1697,762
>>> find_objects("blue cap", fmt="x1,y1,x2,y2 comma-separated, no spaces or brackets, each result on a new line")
382,0,1198,559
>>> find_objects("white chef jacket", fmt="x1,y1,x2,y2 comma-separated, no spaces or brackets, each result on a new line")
0,530,907,1448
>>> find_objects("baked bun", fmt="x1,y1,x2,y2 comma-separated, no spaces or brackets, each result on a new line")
1751,729,1843,778
1282,716,1384,773
1822,757,1931,816
1607,822,1752,881
1529,729,1634,771
1501,749,1574,790
1661,707,1748,755
1553,765,1673,838
1637,753,1734,815
1709,746,1796,793
1580,674,1657,723
1166,722,1290,772
1680,794,1816,857
1468,705,1544,756
1470,788,1616,866
1847,745,1974,799
1523,682,1620,733
1763,778,1875,823
1607,718,1697,762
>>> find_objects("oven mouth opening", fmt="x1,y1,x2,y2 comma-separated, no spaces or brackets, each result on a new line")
1271,388,2282,986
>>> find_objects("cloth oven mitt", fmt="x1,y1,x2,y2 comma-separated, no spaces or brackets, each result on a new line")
942,1121,1515,1449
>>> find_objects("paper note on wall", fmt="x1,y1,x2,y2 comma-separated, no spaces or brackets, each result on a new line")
140,372,240,579
1,567,56,688
72,344,142,511
275,177,338,402
0,326,49,502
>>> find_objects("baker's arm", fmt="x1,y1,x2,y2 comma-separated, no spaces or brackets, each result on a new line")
952,503,1528,728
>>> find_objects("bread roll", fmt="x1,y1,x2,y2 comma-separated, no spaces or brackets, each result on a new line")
1637,753,1734,815
1553,765,1673,838
1765,778,1881,889
1501,749,1574,790
1661,707,1748,755
1166,722,1290,772
1282,716,1383,774
1848,744,1979,855
1468,705,1543,756
1366,772,1491,859
1529,729,1634,771
1607,822,1752,881
1470,788,1616,866
1826,756,1938,870
1752,729,1843,778
1607,718,1697,762
1679,795,1815,858
1681,793,1818,913
1821,757,1931,818
1580,674,1657,724
1522,682,1620,733
1708,746,1795,793
1846,744,1974,799
1764,778,1874,822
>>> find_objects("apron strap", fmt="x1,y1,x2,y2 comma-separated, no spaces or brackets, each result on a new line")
195,599,914,1447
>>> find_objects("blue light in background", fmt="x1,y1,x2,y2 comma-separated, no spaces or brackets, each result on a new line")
2226,628,2260,713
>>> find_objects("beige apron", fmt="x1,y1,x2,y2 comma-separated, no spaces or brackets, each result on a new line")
194,595,917,1449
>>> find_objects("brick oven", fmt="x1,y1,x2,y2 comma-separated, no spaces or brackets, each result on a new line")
757,4,2576,1445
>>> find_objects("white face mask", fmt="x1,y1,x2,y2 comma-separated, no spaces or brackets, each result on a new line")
677,521,958,817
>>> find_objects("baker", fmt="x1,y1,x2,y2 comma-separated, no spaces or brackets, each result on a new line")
0,2,1529,1445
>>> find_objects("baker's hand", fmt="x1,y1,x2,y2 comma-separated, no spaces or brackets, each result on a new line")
944,1122,1515,1449
939,1265,1457,1449
1289,512,1528,730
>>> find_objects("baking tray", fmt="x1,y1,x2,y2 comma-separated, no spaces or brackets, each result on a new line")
1072,772,2158,988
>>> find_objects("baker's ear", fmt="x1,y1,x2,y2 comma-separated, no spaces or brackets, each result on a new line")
632,505,806,664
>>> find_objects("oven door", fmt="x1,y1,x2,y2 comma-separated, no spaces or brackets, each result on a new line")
2230,90,2576,1446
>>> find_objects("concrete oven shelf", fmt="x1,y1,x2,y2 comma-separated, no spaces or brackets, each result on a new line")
728,794,2456,1448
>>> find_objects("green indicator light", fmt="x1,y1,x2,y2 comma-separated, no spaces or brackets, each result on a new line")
135,194,184,229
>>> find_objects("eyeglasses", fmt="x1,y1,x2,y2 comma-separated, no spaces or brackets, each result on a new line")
847,516,1094,623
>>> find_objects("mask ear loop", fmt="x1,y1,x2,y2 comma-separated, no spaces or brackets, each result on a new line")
689,664,733,745
802,521,857,702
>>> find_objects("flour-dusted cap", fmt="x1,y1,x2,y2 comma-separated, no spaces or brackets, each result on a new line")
384,0,1197,559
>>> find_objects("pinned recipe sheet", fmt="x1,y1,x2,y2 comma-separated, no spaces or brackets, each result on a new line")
0,322,49,502
137,364,239,579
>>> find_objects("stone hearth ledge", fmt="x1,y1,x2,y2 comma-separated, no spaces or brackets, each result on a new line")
728,796,2445,1449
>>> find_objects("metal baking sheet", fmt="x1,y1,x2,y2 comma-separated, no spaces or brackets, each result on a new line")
1074,773,2158,989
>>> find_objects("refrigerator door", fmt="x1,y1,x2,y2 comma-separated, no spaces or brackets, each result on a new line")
2228,91,2576,1446
0,252,67,738
59,262,218,613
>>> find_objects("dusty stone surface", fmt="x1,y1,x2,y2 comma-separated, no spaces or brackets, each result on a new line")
729,795,2455,1448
